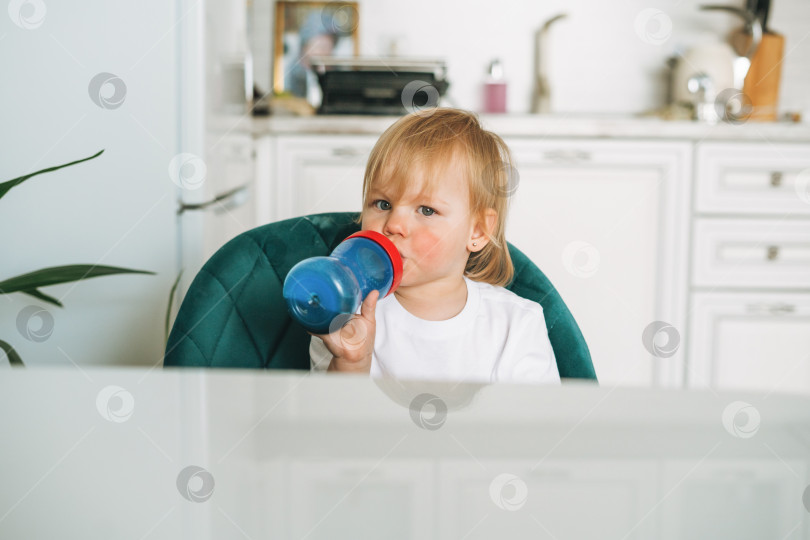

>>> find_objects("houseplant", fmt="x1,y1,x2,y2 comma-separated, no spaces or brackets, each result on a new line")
0,150,155,365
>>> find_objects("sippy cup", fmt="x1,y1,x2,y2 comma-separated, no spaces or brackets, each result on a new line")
282,230,403,334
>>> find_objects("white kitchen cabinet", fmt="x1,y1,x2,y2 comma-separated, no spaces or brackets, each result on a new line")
259,122,810,393
689,142,810,394
270,134,377,221
504,139,692,389
437,459,659,539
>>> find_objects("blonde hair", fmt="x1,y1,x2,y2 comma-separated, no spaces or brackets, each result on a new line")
355,108,515,287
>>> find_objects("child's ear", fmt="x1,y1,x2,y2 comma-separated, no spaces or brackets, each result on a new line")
483,209,497,236
472,209,498,246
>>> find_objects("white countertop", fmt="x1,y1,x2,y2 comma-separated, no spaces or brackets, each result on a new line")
213,112,810,142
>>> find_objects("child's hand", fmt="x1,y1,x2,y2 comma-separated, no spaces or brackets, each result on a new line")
308,289,380,374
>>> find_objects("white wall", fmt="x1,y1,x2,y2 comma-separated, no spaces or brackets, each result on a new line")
0,1,179,367
250,0,810,117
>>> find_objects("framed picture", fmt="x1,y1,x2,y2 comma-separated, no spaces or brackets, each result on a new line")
273,1,359,97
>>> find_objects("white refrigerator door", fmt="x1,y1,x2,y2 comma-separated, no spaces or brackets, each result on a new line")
175,0,256,302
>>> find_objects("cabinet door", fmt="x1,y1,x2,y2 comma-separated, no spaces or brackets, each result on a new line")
503,139,691,388
273,135,377,221
688,292,810,393
438,459,658,539
286,459,435,540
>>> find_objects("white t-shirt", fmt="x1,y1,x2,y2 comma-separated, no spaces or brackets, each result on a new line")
309,276,561,385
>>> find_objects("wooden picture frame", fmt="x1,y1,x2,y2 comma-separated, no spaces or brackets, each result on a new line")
273,1,359,96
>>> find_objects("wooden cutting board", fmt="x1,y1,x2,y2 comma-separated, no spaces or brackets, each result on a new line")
743,32,785,121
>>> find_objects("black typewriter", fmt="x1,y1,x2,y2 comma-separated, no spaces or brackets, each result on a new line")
309,56,449,115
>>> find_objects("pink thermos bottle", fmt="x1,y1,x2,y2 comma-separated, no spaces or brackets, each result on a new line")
483,59,507,113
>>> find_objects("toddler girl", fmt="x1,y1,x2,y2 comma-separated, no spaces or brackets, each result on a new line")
309,108,560,385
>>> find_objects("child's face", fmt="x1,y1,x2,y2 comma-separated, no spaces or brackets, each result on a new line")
361,155,481,289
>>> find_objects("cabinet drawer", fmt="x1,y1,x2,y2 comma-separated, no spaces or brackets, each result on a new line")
692,218,810,288
695,142,810,216
505,138,690,168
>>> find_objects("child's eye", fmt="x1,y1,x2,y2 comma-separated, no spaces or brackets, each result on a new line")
372,200,391,211
371,199,434,216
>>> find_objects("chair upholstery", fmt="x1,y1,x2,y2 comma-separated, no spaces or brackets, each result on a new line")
164,212,597,381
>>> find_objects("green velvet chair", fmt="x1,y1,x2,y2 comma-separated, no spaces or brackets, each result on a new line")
164,212,597,381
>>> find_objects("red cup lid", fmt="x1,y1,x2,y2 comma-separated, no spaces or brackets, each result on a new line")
345,230,403,297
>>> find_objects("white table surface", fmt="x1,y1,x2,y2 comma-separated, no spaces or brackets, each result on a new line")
2,367,808,539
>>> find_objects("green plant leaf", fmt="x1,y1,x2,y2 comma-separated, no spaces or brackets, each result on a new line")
21,288,64,307
165,270,184,345
0,340,24,367
0,149,104,202
0,265,156,301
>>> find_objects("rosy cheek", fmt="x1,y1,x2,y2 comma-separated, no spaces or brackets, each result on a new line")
411,230,444,264
361,214,381,233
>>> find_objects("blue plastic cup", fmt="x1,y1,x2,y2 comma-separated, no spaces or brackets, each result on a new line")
282,230,403,334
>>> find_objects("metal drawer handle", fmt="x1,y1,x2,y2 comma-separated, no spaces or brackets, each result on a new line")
541,149,591,162
769,171,783,187
332,146,367,157
766,245,779,261
177,184,249,215
746,303,796,315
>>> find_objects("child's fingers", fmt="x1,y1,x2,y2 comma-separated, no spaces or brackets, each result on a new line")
360,289,379,321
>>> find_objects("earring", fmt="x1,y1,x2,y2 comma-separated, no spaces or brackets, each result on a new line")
472,242,477,247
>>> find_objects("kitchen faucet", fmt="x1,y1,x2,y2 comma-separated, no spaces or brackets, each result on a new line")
531,13,567,114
